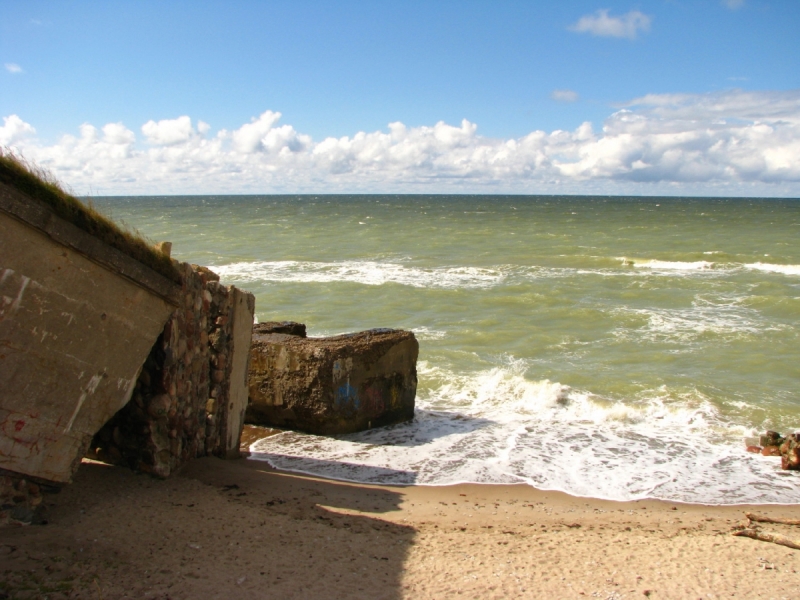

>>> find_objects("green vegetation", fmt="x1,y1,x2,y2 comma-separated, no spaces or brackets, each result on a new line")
0,149,180,283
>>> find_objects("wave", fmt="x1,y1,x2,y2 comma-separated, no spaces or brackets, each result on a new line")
621,258,716,271
248,361,800,504
745,262,800,276
622,258,800,277
411,326,448,341
210,257,800,292
613,302,789,343
211,260,506,289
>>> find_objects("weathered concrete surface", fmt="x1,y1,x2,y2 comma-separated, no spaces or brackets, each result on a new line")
247,328,418,435
0,186,180,484
88,265,255,476
222,288,256,458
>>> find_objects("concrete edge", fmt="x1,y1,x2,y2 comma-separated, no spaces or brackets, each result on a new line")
0,183,182,306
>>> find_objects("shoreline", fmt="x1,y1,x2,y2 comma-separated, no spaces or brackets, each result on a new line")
3,456,800,598
249,453,800,508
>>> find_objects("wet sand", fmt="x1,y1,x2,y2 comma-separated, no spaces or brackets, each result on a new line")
2,456,799,599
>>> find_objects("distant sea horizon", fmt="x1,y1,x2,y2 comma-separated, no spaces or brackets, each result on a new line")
94,194,800,504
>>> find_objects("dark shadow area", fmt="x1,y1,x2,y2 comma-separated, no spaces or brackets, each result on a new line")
0,457,416,600
245,408,495,449
335,408,495,448
246,453,419,486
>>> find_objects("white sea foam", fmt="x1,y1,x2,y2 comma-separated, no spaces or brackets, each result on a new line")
211,260,506,289
614,302,786,344
623,258,800,278
249,362,800,504
212,258,800,292
411,326,448,341
745,262,800,276
621,258,716,271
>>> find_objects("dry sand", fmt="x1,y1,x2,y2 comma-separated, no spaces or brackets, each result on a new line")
2,455,800,599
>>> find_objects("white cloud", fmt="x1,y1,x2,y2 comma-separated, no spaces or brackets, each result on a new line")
4,63,23,74
227,110,312,155
551,89,579,103
722,0,744,9
0,114,36,145
3,89,799,196
624,89,800,122
569,9,651,40
102,123,136,146
142,116,199,146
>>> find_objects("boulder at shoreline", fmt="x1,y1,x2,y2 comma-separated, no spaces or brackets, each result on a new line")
247,326,418,435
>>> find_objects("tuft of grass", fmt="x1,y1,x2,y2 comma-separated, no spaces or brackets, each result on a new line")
0,148,181,283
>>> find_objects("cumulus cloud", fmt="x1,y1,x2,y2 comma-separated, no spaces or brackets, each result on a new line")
0,114,36,145
142,116,200,146
3,88,799,195
226,111,312,155
569,9,651,40
551,89,579,103
4,63,23,74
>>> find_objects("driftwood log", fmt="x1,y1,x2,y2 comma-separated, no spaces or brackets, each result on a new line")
733,529,800,550
745,512,800,527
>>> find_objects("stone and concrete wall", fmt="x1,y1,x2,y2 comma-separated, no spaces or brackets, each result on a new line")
1,181,255,525
247,325,418,435
89,264,255,478
0,183,180,485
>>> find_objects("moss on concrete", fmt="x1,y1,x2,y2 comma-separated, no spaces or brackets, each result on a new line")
0,149,180,283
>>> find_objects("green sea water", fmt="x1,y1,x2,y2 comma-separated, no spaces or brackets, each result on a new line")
94,195,800,503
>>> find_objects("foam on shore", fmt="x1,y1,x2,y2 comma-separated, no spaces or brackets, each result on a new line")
249,361,800,505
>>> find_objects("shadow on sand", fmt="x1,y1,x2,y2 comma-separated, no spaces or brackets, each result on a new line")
0,456,417,599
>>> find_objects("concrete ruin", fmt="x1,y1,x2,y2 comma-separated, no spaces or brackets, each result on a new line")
1,179,254,524
247,324,418,435
1,182,181,485
88,264,255,477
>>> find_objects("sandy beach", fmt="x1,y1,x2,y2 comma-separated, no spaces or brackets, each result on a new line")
2,453,799,599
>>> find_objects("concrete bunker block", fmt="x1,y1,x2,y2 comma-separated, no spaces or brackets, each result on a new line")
247,327,418,435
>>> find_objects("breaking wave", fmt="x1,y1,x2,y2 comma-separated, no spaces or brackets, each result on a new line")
249,362,800,504
212,258,800,291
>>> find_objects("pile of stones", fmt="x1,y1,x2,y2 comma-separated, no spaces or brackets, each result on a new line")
0,473,51,526
746,431,800,470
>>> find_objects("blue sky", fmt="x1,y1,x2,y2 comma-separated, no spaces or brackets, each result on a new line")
1,1,799,196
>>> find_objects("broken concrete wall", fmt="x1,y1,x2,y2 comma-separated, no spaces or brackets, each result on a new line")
247,326,418,435
0,183,180,485
88,265,255,477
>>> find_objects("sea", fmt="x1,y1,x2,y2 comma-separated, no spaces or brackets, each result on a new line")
93,194,800,505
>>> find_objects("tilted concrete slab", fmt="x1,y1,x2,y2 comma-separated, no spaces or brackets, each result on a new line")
0,184,180,483
223,287,256,458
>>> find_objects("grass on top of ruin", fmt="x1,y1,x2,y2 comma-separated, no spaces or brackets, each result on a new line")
0,148,180,283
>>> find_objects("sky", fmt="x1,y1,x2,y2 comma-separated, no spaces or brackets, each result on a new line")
1,0,799,196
